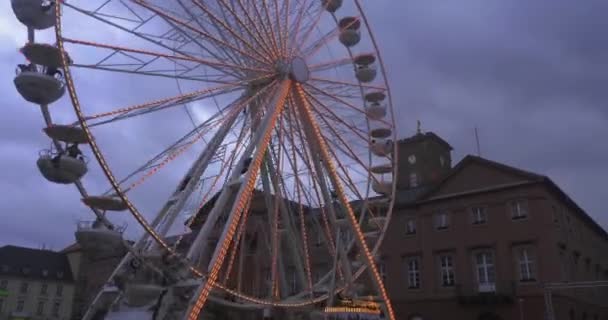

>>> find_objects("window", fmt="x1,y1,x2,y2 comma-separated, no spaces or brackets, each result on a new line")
552,206,560,224
1,265,8,272
56,284,63,297
434,212,449,230
475,252,495,291
406,219,416,235
288,268,297,294
20,281,28,294
16,299,25,312
518,248,536,281
56,271,64,279
52,301,61,317
0,298,3,313
439,255,455,287
407,257,421,289
471,206,487,224
22,267,30,275
0,279,7,290
42,269,49,277
510,200,528,220
41,283,48,295
409,173,418,187
37,300,45,315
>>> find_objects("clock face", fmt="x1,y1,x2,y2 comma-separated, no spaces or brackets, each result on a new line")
408,154,416,164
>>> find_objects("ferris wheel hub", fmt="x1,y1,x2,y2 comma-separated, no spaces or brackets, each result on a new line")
275,56,310,83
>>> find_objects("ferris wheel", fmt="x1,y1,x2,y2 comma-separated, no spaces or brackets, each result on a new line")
11,0,399,319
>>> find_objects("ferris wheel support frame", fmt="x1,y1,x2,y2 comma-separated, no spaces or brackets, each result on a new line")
292,84,396,320
184,79,292,320
259,155,303,298
79,96,243,320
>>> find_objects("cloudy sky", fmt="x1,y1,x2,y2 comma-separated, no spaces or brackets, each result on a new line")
0,0,606,250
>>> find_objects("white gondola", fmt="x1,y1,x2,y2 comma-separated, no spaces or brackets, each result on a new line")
338,17,361,47
43,125,89,144
37,150,87,184
75,220,125,252
354,54,377,83
11,0,56,30
365,91,387,120
14,70,65,105
370,163,392,174
370,127,392,139
321,0,342,12
21,42,73,68
124,283,164,307
372,178,392,195
370,138,392,157
83,195,129,212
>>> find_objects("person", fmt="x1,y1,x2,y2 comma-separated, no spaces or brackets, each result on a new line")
46,66,62,79
240,157,253,175
41,0,54,13
66,143,83,160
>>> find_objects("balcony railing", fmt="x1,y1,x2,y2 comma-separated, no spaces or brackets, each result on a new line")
456,281,516,305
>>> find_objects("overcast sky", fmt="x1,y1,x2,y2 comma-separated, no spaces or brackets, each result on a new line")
0,0,606,250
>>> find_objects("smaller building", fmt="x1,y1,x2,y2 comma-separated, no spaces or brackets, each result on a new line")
0,245,75,320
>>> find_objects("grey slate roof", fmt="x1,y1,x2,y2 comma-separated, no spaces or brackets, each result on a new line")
0,245,74,282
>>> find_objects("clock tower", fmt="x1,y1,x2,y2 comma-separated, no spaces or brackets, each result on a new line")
395,125,453,190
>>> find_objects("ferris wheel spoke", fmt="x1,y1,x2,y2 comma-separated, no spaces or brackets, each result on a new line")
188,0,273,63
305,82,394,128
133,0,273,68
309,77,386,92
185,0,268,67
308,55,364,72
213,0,277,61
81,80,247,126
63,37,271,76
290,0,325,58
232,0,280,59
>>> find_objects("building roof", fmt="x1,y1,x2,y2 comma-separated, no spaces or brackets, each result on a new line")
0,245,74,282
397,132,453,151
415,155,608,240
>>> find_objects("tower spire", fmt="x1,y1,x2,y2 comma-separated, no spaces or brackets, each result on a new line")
416,120,422,135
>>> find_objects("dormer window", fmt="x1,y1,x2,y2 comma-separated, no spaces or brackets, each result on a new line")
22,267,30,275
57,271,64,279
42,269,49,277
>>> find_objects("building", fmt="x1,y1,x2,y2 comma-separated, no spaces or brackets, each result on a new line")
0,246,75,320
64,130,608,320
379,131,608,320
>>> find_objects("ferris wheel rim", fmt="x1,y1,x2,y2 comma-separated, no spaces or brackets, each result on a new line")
49,0,399,309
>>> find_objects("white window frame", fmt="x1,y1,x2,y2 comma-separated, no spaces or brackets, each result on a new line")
56,284,63,297
37,300,45,316
52,301,61,317
475,251,496,285
16,299,25,312
409,173,418,187
439,255,455,287
510,200,528,220
407,257,421,289
435,212,449,230
406,219,416,235
471,206,487,224
518,248,536,281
